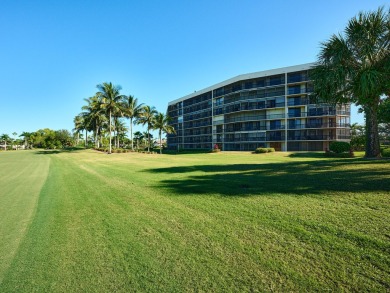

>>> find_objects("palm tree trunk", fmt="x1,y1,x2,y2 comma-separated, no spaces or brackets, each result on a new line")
95,126,99,148
159,130,162,154
147,124,150,152
130,118,133,151
365,104,381,158
85,130,87,147
109,110,112,154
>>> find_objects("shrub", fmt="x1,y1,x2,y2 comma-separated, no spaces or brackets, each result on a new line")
329,141,351,153
381,148,390,157
267,148,275,153
254,148,268,154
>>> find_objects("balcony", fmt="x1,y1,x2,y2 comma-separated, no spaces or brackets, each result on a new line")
184,122,211,128
287,88,312,95
268,124,285,130
224,137,267,142
225,115,266,123
266,136,285,141
224,127,267,132
287,99,308,106
287,75,309,83
288,135,336,141
266,114,285,119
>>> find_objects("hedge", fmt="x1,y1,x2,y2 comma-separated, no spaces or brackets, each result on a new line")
329,141,351,153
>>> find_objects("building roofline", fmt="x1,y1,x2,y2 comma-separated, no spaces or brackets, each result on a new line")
168,62,316,106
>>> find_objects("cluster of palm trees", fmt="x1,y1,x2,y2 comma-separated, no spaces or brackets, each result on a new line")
74,82,175,154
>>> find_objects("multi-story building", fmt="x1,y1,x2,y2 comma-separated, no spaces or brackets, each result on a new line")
167,63,350,151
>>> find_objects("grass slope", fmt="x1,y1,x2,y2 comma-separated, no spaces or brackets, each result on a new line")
0,151,50,283
0,150,389,291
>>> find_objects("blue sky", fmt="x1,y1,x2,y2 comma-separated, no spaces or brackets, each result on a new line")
0,0,386,136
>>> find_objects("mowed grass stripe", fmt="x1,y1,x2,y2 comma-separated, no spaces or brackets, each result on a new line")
0,150,389,291
0,151,50,282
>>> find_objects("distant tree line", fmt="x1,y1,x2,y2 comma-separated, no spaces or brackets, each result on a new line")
0,129,73,150
74,82,175,154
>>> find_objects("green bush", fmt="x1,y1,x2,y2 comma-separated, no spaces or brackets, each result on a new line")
267,148,275,153
329,141,351,153
381,148,390,157
255,148,268,154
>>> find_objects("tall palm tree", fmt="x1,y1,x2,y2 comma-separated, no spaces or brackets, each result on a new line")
114,119,128,147
74,113,91,147
153,112,176,154
19,132,32,148
1,134,11,151
138,105,157,152
311,7,389,158
133,131,144,150
96,82,125,154
12,132,17,150
82,95,107,148
122,95,144,151
73,114,85,146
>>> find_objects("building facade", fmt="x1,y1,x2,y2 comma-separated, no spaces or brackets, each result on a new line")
167,63,350,151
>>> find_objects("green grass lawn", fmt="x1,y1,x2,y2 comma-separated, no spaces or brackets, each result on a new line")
0,149,389,292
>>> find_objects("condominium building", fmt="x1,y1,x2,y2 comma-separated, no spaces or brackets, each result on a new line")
166,63,350,151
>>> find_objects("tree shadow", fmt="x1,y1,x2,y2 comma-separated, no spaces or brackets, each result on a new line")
162,150,211,155
144,159,390,197
288,152,326,158
35,147,84,155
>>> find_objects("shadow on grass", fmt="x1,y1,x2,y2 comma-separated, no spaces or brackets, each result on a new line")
144,158,390,196
162,150,211,155
35,147,84,155
288,152,326,158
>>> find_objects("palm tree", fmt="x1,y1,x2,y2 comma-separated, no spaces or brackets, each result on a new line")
133,131,144,150
96,82,125,154
19,132,32,149
311,7,389,158
12,132,17,150
1,134,11,151
138,105,157,152
74,113,90,147
153,112,176,154
82,95,107,148
113,118,127,148
122,95,144,151
73,115,84,146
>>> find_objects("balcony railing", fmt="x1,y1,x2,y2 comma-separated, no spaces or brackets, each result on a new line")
288,135,336,141
225,115,265,123
225,127,267,132
287,88,313,95
288,123,350,129
287,99,309,106
224,137,267,142
266,136,285,141
268,124,286,130
266,114,285,119
287,75,309,83
184,122,211,128
337,135,351,139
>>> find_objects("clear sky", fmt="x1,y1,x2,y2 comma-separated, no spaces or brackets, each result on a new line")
0,0,387,136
